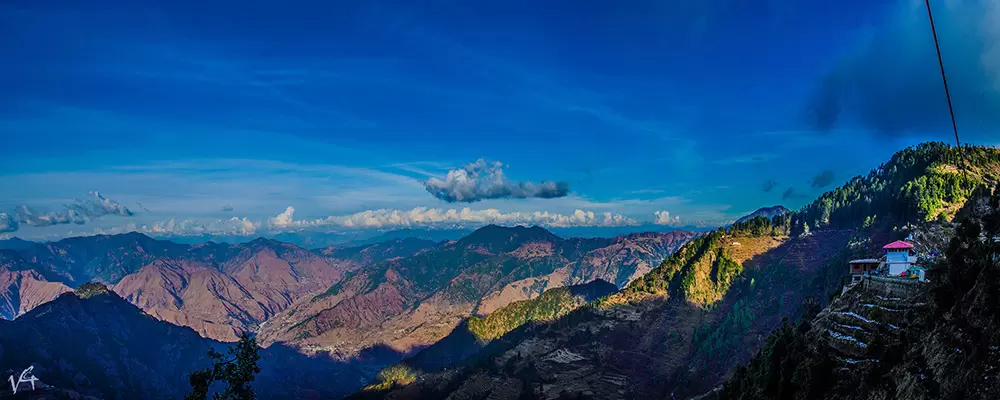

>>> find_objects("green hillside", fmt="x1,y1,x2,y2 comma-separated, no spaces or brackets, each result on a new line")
621,215,791,305
467,279,617,342
798,142,999,229
720,190,1000,400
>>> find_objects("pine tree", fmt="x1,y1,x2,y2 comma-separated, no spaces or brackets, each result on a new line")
185,331,262,400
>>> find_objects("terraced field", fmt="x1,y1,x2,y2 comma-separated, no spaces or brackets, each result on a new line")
811,277,929,370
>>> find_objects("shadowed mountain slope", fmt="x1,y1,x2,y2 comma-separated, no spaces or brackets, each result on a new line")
0,283,404,400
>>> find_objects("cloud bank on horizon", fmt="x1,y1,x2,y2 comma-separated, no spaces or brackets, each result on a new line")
424,159,570,203
1,191,134,233
81,205,670,238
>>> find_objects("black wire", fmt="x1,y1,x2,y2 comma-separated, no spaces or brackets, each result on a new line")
924,0,967,168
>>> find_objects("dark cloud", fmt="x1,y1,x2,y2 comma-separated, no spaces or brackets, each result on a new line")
805,0,1000,138
810,170,835,189
222,204,235,212
424,159,570,203
9,191,134,231
781,187,795,200
782,187,807,201
762,179,778,192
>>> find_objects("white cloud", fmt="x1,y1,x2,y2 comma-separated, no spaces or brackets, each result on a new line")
269,206,296,228
58,201,741,239
93,217,259,237
0,213,17,233
85,191,133,216
152,217,259,236
653,210,681,226
293,207,638,229
82,206,641,238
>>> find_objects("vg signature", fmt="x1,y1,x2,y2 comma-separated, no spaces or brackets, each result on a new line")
7,366,39,395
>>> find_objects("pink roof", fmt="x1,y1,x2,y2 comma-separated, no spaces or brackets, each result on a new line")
883,240,914,250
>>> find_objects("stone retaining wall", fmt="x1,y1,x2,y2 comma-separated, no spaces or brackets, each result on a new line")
861,276,926,299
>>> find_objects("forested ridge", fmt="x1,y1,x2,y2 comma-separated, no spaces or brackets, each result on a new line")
623,214,791,300
797,142,999,229
720,190,1000,400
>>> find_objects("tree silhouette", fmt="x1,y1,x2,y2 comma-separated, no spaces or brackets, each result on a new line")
185,331,261,400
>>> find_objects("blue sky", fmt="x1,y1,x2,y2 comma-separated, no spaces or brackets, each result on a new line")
1,0,998,239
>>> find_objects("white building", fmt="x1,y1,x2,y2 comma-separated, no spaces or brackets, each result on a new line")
883,240,916,276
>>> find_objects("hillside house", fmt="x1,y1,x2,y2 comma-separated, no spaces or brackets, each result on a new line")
883,240,916,276
848,259,880,283
846,240,927,287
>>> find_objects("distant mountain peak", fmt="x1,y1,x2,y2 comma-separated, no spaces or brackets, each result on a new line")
119,231,150,239
736,205,790,223
459,225,561,251
99,231,153,242
469,224,556,238
245,236,295,252
247,236,278,245
56,231,159,248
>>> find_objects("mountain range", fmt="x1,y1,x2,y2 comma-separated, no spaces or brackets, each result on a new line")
0,224,695,398
255,227,694,359
354,143,1000,399
96,224,714,251
3,142,997,399
157,228,475,250
0,234,440,340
